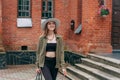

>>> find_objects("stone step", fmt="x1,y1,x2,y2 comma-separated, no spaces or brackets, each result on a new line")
66,72,80,80
75,64,120,80
67,66,99,80
88,54,120,68
112,50,120,53
81,58,120,78
59,70,79,80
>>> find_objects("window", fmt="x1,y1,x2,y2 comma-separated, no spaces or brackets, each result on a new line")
21,46,28,50
42,0,53,19
18,0,31,18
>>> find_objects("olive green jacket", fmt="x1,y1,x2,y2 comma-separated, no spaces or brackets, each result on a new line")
36,34,65,69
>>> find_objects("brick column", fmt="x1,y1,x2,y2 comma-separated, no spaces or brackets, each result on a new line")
0,0,5,52
0,0,6,69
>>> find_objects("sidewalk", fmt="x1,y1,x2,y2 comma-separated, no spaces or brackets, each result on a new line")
0,64,69,80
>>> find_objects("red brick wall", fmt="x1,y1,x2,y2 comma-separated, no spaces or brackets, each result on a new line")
0,0,2,33
1,0,112,54
79,0,112,54
60,0,83,52
2,0,42,50
55,0,82,38
62,0,112,55
0,0,5,52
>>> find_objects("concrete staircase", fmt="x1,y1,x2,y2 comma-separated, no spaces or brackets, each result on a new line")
66,54,120,80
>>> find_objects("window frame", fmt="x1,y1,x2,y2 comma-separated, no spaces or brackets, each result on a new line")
41,0,54,19
17,0,32,18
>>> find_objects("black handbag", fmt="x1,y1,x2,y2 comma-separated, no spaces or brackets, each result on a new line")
35,73,42,80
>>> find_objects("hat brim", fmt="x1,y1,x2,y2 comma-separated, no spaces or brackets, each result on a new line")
41,18,60,30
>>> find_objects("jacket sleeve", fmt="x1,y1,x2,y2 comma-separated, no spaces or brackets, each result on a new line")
36,36,42,68
60,37,66,69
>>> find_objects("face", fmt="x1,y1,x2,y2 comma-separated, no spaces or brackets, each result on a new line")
47,21,56,31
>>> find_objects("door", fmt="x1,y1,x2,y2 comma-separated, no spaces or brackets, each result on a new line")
112,0,120,49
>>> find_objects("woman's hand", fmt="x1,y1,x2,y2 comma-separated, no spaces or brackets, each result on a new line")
62,69,67,76
36,68,41,74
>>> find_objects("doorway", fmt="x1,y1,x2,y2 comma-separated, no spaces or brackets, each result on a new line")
112,0,120,50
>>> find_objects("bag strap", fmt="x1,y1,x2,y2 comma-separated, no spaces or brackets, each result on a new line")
35,73,42,80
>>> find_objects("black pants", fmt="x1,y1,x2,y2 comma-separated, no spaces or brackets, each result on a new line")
41,56,58,80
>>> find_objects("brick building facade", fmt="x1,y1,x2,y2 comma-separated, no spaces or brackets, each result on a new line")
0,0,113,55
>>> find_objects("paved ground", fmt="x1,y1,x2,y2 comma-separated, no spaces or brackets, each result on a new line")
0,64,69,80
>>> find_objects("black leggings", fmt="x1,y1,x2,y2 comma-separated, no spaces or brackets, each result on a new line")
41,56,58,80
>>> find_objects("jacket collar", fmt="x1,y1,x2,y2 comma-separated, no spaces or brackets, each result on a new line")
43,34,61,39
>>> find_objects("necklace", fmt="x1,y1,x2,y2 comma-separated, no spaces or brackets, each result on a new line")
47,35,54,41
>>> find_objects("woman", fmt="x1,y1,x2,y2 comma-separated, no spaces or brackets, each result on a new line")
36,18,67,80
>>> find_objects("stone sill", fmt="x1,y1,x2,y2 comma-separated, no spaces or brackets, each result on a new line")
6,50,36,52
17,18,32,27
65,50,86,58
0,52,6,54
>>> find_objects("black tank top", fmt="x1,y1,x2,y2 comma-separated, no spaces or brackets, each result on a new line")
46,43,57,52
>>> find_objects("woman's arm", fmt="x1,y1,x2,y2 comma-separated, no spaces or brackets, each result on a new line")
60,37,66,69
60,37,67,76
36,36,43,68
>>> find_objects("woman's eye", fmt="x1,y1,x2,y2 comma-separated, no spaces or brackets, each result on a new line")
48,23,51,25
